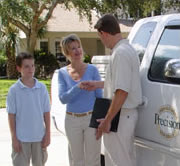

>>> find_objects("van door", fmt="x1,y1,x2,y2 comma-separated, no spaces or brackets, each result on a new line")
135,20,180,166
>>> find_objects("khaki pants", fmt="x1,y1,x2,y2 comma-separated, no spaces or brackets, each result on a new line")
12,142,48,166
65,113,101,166
104,108,138,166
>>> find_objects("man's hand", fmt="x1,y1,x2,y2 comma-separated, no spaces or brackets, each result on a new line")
96,128,103,140
79,81,98,91
96,118,111,140
12,137,21,153
41,132,50,149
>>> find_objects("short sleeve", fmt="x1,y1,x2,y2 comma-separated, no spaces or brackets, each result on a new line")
42,84,51,113
6,87,16,114
92,65,103,98
112,51,132,93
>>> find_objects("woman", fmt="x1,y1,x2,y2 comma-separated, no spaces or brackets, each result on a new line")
58,34,102,166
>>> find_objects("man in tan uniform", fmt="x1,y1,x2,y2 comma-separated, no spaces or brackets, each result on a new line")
82,14,142,166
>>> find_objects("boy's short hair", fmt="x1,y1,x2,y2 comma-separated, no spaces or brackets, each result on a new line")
94,14,121,35
61,34,82,56
16,52,34,67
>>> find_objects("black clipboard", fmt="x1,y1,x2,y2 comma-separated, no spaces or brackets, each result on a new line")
89,98,121,132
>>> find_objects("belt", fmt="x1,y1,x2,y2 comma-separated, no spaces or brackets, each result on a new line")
66,111,92,117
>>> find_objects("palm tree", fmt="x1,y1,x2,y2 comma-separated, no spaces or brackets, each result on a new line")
0,19,47,79
0,23,19,79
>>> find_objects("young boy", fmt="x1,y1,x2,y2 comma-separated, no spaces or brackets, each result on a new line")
6,52,51,166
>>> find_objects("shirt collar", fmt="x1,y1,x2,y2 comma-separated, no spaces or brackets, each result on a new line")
112,39,129,53
18,78,41,89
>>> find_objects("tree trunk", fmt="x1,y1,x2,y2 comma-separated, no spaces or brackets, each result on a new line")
27,32,38,55
6,44,18,79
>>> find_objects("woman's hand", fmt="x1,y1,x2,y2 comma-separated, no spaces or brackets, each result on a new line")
79,81,99,91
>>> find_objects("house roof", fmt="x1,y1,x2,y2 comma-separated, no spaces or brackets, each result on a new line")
47,4,133,33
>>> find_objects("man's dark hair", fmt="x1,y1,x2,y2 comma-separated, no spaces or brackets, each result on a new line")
16,52,34,67
94,14,121,35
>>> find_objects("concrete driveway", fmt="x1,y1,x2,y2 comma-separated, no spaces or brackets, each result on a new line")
0,108,69,166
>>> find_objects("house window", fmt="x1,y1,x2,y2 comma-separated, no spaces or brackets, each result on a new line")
40,41,48,53
55,41,66,62
55,41,61,56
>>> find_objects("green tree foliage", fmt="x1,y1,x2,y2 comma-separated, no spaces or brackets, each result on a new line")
163,0,180,12
0,0,60,54
1,0,175,79
0,0,178,64
34,50,59,79
98,0,162,19
0,24,19,78
0,50,7,76
0,0,171,57
0,0,165,55
84,54,92,64
0,0,102,54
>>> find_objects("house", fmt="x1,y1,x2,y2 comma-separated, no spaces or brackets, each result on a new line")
19,4,133,63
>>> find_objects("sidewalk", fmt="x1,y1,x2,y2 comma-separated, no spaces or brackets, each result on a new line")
0,108,69,166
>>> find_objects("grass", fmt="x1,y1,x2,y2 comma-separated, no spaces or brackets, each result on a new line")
0,79,51,108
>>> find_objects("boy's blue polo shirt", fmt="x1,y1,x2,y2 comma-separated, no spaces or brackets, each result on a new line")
6,78,50,142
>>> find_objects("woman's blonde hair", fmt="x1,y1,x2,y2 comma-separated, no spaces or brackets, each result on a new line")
61,34,82,57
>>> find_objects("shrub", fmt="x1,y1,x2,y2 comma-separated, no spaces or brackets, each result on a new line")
34,50,59,79
84,54,92,64
0,51,7,77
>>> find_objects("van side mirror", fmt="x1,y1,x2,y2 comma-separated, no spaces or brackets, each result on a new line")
164,59,180,82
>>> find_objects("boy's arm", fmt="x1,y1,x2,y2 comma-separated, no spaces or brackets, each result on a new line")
8,113,21,152
42,112,50,149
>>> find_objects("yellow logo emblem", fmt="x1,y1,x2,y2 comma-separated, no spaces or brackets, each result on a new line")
155,105,179,138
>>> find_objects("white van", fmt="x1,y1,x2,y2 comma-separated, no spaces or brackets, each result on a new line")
51,13,180,166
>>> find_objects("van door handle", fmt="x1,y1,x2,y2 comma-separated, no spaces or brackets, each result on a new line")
138,96,148,109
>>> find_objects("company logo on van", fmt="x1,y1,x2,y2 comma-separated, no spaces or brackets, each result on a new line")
155,105,179,138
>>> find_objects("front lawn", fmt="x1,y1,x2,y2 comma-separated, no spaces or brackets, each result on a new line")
0,79,51,108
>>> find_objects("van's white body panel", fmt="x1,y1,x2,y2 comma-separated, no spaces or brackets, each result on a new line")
133,14,180,166
51,14,180,165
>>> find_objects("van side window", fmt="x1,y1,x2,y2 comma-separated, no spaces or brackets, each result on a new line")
131,22,157,62
149,26,180,82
